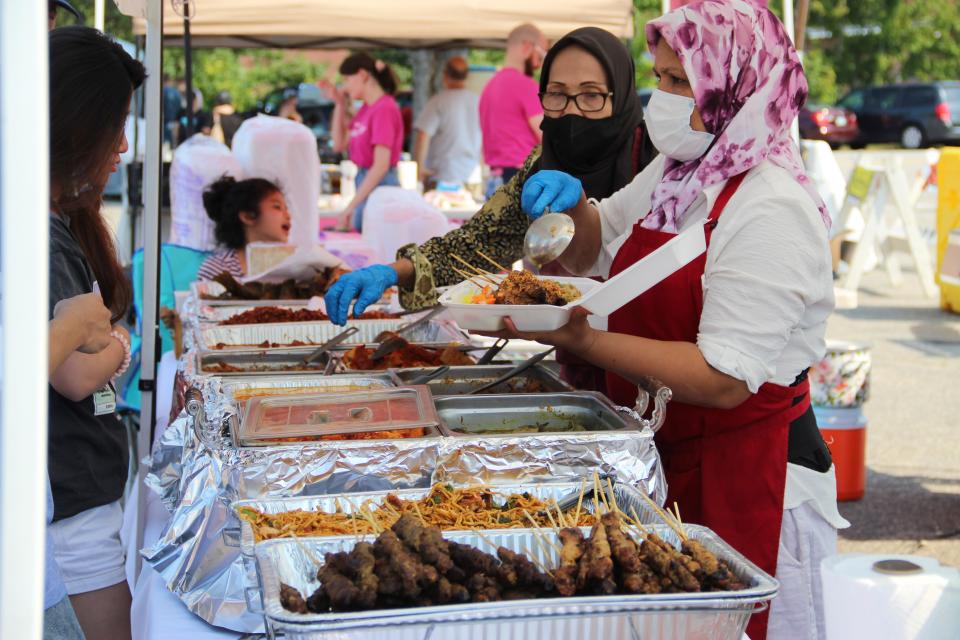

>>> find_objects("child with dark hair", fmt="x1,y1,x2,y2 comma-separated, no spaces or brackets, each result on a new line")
321,53,404,231
196,175,291,279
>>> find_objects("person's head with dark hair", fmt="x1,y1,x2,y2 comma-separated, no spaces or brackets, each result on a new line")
443,56,469,88
339,52,398,101
202,175,290,250
48,0,82,30
50,26,144,322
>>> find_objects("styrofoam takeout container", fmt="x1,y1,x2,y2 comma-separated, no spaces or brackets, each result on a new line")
438,275,600,332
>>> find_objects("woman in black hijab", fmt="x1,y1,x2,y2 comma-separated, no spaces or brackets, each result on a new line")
326,28,656,390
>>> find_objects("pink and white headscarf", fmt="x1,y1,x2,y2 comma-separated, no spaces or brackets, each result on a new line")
643,0,829,232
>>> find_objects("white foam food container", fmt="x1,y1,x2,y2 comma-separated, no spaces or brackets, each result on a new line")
438,275,600,332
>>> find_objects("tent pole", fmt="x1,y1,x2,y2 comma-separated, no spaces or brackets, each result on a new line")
0,0,49,636
183,1,194,137
135,0,164,580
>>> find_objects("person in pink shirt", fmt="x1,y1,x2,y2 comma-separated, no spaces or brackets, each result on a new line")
479,23,549,198
323,53,404,231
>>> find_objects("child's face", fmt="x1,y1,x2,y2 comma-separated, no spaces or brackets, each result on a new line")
245,191,291,244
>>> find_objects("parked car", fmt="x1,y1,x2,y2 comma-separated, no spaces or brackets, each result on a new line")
837,82,960,149
254,83,342,163
798,104,859,148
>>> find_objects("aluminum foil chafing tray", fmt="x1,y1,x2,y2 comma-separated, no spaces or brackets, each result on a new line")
252,524,777,640
389,365,572,396
196,347,337,376
198,302,398,323
232,386,440,447
434,392,638,437
191,279,398,308
198,316,470,351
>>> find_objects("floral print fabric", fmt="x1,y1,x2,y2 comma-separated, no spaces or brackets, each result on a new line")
643,0,829,232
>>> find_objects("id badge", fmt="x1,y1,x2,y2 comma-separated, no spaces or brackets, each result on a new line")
92,385,117,416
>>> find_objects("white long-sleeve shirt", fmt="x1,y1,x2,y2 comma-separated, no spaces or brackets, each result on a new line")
587,154,835,393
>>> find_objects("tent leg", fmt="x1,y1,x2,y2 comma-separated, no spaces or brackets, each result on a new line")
134,0,164,582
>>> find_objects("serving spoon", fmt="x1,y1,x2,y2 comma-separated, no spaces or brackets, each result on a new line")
523,208,576,268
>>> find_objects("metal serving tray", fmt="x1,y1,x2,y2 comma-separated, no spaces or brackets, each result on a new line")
191,279,397,308
253,523,777,640
434,392,638,437
196,348,337,376
199,303,398,323
389,365,572,396
199,317,469,351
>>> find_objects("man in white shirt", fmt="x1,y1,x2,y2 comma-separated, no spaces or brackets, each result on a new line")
413,56,481,189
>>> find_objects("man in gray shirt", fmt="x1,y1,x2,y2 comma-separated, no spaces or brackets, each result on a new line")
413,56,481,188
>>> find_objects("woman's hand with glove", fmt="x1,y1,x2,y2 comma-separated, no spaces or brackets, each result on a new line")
520,170,584,219
323,264,398,325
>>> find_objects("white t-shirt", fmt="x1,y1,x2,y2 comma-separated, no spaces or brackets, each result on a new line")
588,154,835,394
414,88,481,185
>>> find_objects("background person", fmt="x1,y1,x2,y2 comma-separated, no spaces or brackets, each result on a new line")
277,87,303,123
478,23,548,198
48,26,143,640
323,53,404,231
196,175,291,279
413,56,481,190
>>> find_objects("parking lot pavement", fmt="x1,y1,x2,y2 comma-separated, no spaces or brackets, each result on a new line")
826,266,960,567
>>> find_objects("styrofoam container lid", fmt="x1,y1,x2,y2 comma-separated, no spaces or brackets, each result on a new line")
814,405,867,430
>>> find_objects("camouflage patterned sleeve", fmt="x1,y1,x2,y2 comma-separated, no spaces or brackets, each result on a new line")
396,150,541,310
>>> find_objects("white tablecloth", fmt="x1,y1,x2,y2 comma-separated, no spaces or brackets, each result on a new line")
126,351,244,640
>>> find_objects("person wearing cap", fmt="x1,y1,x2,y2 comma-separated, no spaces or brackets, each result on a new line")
277,87,303,123
48,0,82,30
413,56,481,190
478,23,548,198
211,91,242,147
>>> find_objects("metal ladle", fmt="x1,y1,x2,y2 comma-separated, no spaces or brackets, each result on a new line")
523,209,576,268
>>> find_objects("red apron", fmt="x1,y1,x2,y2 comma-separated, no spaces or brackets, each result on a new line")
606,173,810,640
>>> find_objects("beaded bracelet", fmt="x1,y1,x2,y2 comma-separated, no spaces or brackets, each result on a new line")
111,330,132,380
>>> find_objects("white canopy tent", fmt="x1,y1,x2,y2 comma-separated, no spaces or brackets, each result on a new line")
134,0,634,48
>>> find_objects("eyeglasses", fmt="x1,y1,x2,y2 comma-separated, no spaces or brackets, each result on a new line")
540,91,614,113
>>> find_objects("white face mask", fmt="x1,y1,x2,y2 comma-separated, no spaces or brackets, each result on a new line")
644,89,715,162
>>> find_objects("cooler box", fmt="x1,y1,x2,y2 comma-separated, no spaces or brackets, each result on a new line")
937,148,960,313
814,406,867,501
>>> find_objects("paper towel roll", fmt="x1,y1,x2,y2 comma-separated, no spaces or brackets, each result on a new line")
821,554,960,640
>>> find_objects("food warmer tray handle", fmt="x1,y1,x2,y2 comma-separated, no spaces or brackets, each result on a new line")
244,585,264,615
627,377,672,433
185,387,227,452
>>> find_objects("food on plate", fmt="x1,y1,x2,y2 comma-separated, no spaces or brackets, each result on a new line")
237,484,598,542
219,306,399,325
341,342,474,370
464,270,581,306
206,267,349,301
277,511,745,614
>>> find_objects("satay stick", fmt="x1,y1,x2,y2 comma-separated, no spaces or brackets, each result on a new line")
471,528,499,552
636,491,687,541
606,477,620,514
521,545,555,577
544,505,561,532
553,500,568,528
573,480,586,526
593,471,610,512
450,254,499,286
627,506,650,536
673,502,687,539
343,498,363,538
522,510,563,554
475,249,511,273
289,532,323,571
363,506,383,533
451,266,499,288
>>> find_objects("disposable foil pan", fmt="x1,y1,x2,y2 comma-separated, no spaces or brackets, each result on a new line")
219,374,396,404
191,279,398,308
196,348,337,376
199,317,469,350
389,364,573,396
254,524,777,640
434,392,638,437
199,302,398,323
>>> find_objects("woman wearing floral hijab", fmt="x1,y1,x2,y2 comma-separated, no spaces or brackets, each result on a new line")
502,2,844,638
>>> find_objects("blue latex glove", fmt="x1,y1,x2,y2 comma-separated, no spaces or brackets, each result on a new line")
520,170,583,219
324,264,398,326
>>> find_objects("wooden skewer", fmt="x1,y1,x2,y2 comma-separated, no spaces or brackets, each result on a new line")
521,510,563,554
450,253,493,276
629,506,650,536
592,477,602,517
471,528,499,552
544,505,561,532
606,477,620,514
573,480,586,526
289,532,324,570
475,249,511,273
521,545,555,577
636,490,687,541
554,500,568,529
673,501,686,539
344,498,364,537
451,265,499,288
593,471,610,512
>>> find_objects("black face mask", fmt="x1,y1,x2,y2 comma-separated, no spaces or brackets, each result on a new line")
540,113,628,171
